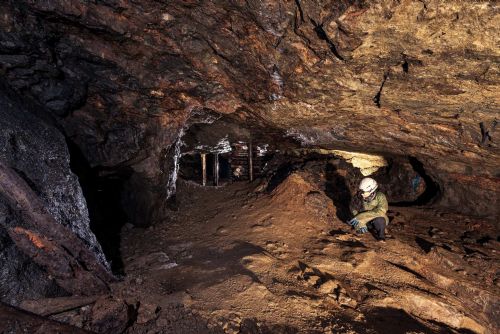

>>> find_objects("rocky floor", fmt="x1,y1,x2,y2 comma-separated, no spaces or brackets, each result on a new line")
11,172,499,334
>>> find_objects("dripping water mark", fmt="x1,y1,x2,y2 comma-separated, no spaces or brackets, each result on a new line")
310,18,345,61
373,72,389,108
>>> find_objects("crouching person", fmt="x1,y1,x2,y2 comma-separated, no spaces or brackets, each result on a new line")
348,177,389,242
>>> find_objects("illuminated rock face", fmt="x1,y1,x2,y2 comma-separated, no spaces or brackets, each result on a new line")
0,0,498,222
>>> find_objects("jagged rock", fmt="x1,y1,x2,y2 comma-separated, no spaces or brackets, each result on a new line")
0,88,112,306
0,0,496,224
136,302,160,325
87,296,130,334
336,288,358,309
0,162,114,302
19,295,102,317
317,280,340,295
305,275,322,287
0,303,92,334
0,87,108,267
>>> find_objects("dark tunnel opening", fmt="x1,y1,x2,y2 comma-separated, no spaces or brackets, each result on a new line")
66,138,130,275
266,162,297,193
179,153,232,185
263,152,442,223
324,161,353,222
390,156,441,207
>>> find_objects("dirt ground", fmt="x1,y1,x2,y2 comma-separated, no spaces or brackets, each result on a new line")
112,171,499,334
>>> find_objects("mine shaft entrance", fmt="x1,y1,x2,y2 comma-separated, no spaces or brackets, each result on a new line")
179,141,271,186
180,153,232,186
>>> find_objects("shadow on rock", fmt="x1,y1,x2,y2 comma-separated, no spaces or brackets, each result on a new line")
324,162,352,222
148,241,269,295
326,307,476,334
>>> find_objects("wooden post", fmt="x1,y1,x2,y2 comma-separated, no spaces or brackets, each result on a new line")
248,141,253,182
214,152,219,186
201,153,206,186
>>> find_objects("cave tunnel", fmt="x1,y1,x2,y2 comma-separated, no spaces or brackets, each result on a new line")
0,1,499,333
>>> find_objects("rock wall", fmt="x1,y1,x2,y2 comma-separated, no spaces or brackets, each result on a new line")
0,87,112,305
0,0,498,221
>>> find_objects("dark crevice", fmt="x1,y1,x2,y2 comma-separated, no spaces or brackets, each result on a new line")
324,162,352,222
373,72,388,108
391,157,440,207
387,261,426,280
479,120,496,145
204,38,232,64
18,2,130,41
66,138,129,275
402,60,409,73
310,18,345,61
418,0,428,10
415,237,435,253
122,301,140,334
329,229,348,236
401,54,409,73
11,168,40,195
294,0,304,23
463,246,489,257
477,236,493,245
266,162,297,193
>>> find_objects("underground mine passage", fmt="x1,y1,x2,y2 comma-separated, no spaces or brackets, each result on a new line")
1,1,499,333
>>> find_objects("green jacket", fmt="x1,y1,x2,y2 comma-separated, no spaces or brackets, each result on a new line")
351,192,389,229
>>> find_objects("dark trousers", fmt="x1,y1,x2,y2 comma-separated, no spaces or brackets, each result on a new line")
368,217,386,240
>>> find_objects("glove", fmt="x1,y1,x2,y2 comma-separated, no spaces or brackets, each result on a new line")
356,226,368,234
348,218,360,228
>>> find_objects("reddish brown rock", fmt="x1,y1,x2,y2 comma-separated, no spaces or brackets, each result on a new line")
0,303,92,334
87,296,130,334
1,0,497,222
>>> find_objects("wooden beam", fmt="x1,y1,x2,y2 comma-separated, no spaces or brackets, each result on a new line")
201,153,206,186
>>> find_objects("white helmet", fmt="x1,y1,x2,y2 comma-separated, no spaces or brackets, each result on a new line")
359,177,378,199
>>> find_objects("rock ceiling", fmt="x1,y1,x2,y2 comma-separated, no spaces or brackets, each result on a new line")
0,0,498,216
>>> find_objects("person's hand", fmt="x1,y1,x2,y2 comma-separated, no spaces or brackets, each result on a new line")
356,226,368,234
348,218,360,228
